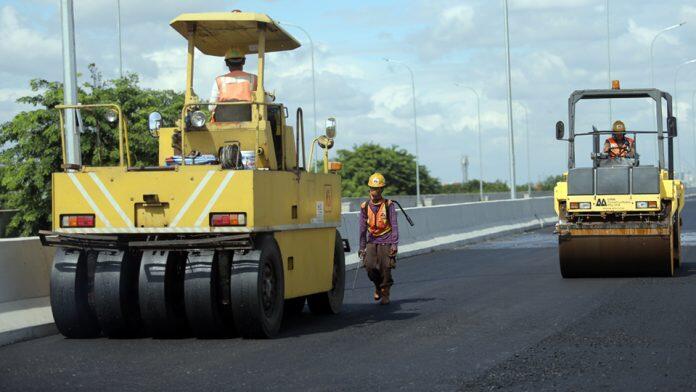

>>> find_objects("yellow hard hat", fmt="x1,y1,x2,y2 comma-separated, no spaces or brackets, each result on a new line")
612,120,626,133
224,47,246,60
367,173,386,188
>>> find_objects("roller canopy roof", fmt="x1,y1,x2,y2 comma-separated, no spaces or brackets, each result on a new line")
170,12,301,56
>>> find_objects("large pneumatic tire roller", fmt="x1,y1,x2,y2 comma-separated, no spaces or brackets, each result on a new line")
50,248,101,338
230,234,285,339
307,230,346,315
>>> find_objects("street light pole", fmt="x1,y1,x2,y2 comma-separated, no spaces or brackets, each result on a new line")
456,84,484,201
673,59,696,177
650,22,686,87
278,22,318,141
117,0,123,78
385,58,421,205
60,0,81,167
503,0,517,199
606,0,612,122
692,90,696,174
517,103,531,196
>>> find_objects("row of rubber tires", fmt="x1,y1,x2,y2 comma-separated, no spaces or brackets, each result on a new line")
51,232,345,339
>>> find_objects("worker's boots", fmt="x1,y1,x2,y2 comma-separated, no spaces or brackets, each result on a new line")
373,288,381,301
380,286,390,305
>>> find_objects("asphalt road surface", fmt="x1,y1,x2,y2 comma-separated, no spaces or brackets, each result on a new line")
2,201,696,391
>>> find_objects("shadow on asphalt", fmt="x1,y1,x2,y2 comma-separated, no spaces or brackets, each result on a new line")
278,297,437,338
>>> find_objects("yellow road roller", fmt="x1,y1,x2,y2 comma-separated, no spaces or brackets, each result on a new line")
40,12,347,338
554,87,685,277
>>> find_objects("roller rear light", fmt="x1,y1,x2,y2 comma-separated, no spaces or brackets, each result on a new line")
210,212,246,227
60,214,95,228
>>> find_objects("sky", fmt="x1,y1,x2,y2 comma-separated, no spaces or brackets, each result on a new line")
2,0,696,185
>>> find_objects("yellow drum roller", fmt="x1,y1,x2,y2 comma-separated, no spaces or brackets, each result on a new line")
553,85,684,277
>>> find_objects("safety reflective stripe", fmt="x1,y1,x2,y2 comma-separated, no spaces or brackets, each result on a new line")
88,172,133,227
366,201,391,237
67,173,112,227
607,137,633,158
194,171,235,227
169,170,216,227
216,71,256,102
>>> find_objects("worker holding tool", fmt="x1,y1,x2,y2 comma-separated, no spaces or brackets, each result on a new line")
603,120,635,158
358,173,399,305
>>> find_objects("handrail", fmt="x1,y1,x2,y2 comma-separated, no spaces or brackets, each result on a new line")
295,107,306,175
55,103,131,168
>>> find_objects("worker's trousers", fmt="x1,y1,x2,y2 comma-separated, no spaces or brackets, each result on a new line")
365,243,394,290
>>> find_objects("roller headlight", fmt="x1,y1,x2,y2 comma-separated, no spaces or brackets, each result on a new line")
105,109,118,123
636,201,657,209
191,111,207,128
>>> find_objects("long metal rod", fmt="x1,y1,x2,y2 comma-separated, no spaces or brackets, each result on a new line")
280,22,318,141
519,103,531,195
650,22,686,87
60,0,81,167
503,0,517,199
117,0,123,78
606,0,612,122
692,90,696,172
385,58,421,205
407,64,421,206
672,59,696,176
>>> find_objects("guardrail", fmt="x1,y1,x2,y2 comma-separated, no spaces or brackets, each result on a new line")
0,196,554,346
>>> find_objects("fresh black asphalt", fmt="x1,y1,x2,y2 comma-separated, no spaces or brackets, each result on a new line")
1,201,696,391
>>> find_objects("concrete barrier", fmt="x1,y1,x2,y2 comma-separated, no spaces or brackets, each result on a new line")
340,197,554,266
0,196,555,346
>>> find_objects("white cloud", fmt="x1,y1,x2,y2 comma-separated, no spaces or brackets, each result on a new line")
0,6,61,73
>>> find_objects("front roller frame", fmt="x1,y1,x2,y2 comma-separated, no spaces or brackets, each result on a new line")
559,233,674,278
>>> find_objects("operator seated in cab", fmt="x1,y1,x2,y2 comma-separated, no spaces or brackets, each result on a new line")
210,47,258,122
603,120,635,159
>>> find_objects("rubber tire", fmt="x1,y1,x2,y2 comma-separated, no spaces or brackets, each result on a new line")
138,250,189,337
283,297,306,318
50,248,101,338
230,234,284,339
93,250,143,337
308,230,345,315
184,250,235,338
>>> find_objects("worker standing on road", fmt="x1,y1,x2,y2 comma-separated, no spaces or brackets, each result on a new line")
603,120,635,158
358,173,399,305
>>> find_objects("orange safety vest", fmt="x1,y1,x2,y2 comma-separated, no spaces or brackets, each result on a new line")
606,136,634,158
215,71,257,102
361,199,392,237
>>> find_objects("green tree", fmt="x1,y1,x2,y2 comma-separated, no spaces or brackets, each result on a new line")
0,66,184,236
336,143,441,197
441,180,510,194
